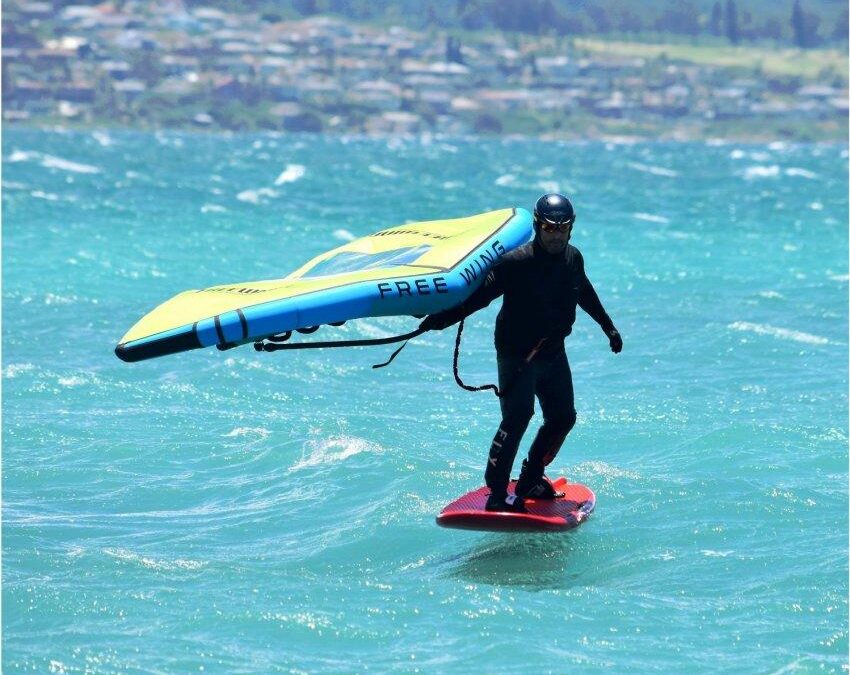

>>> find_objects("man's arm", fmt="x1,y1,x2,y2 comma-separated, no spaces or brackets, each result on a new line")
576,253,622,353
420,267,505,331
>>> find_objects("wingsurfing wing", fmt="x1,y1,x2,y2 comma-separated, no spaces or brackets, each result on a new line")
115,208,531,362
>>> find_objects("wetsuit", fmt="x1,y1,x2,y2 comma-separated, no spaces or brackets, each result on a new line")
432,238,616,499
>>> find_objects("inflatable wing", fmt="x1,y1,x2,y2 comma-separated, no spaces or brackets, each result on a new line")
115,208,532,362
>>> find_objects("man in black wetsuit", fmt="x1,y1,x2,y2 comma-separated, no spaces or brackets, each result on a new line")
420,193,622,513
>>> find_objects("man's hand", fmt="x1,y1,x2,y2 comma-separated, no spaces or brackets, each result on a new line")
606,327,623,354
419,312,457,332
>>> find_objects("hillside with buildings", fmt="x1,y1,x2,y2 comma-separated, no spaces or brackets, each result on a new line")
3,1,847,140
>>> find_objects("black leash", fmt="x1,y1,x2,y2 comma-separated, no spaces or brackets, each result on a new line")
451,319,498,396
254,326,426,369
451,319,545,398
255,320,543,392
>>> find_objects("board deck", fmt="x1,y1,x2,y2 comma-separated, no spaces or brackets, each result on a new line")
436,477,595,532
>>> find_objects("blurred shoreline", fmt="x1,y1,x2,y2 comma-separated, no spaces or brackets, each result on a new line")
4,6,848,142
5,124,847,146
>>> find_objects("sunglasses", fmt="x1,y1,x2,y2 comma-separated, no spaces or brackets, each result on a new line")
537,217,575,233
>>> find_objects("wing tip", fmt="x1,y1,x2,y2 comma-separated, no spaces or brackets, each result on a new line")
114,329,203,363
114,343,134,362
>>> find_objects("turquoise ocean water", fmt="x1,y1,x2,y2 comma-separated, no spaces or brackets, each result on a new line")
2,129,848,672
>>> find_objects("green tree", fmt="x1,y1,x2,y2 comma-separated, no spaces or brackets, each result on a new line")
793,0,823,47
710,2,723,36
806,12,821,46
738,8,755,40
792,0,806,46
725,0,739,44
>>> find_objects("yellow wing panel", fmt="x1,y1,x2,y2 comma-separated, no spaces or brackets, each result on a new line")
120,265,423,344
287,208,513,278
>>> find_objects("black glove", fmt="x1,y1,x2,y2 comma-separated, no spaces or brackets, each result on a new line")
419,311,459,332
606,327,623,353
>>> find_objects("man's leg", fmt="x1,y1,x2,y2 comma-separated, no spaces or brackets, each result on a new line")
484,353,535,499
516,351,576,497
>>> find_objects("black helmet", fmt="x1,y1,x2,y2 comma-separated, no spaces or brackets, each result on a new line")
533,193,575,233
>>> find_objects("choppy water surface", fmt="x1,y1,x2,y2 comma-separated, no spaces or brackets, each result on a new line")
3,129,847,672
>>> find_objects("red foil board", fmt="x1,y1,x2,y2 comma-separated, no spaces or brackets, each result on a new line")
436,477,595,532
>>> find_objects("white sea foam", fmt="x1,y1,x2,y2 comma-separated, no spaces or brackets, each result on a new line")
44,293,76,305
785,167,818,180
758,290,785,299
442,181,464,189
58,375,89,387
627,162,679,178
290,435,381,472
633,212,670,224
536,180,561,194
701,550,734,558
237,187,278,204
742,165,780,179
160,381,197,394
730,149,776,163
333,228,356,241
224,427,271,439
828,273,849,282
809,202,824,211
49,659,69,674
41,154,101,174
728,321,829,345
368,164,396,177
91,130,113,147
494,174,516,186
576,460,641,480
3,363,36,378
201,203,227,213
103,547,206,571
274,164,306,185
7,150,39,162
31,190,60,201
